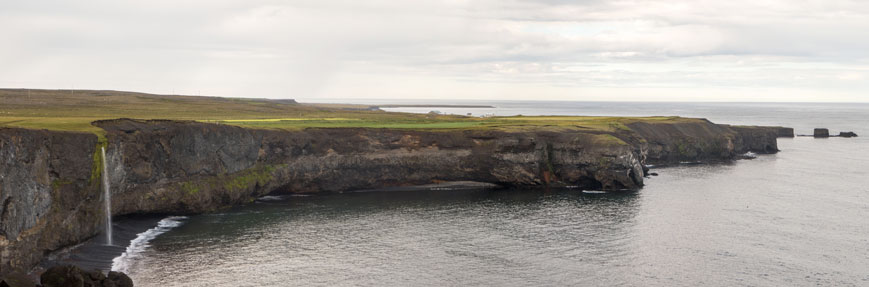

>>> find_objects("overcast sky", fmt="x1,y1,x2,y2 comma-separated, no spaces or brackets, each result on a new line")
1,0,868,102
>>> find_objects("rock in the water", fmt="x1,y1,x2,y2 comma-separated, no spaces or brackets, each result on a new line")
839,131,858,138
0,272,37,287
107,271,134,287
813,128,829,138
774,127,795,138
40,265,133,287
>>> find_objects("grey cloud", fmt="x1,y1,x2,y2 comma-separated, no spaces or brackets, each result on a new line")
0,0,867,101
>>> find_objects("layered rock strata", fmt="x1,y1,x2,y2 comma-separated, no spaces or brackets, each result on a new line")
0,118,782,274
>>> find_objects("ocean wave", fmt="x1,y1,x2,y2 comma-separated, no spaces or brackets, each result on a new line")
256,195,286,201
111,216,187,273
581,190,608,194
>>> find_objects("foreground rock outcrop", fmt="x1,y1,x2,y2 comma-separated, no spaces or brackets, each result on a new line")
0,118,782,274
39,265,132,287
0,265,132,287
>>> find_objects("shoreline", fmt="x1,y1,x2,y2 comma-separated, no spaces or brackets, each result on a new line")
1,117,784,274
374,104,495,108
35,215,166,274
0,90,786,275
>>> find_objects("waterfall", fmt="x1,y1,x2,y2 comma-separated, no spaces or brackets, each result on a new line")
101,147,113,245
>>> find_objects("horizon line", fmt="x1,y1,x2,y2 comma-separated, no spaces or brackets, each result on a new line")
3,87,868,104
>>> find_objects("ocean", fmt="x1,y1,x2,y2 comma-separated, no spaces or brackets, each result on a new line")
73,101,869,286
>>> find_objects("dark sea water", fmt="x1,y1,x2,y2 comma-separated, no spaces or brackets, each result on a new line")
105,102,868,286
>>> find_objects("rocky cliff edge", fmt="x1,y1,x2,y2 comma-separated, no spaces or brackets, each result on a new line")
0,118,782,274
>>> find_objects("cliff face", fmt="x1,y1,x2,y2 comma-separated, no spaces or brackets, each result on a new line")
625,120,781,164
97,120,648,215
0,118,780,274
0,128,102,273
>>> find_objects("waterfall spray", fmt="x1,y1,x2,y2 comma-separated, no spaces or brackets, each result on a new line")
101,147,113,245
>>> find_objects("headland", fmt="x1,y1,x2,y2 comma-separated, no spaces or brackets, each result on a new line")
0,89,788,275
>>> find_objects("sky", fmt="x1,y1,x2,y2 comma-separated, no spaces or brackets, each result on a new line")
1,0,868,102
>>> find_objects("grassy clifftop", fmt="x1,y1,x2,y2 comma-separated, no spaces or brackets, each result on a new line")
0,88,698,135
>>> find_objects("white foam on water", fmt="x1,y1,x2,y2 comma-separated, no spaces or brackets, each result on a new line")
581,190,608,194
256,195,286,201
111,216,187,273
742,151,758,158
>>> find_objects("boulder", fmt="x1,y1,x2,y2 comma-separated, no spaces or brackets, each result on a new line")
0,271,37,287
813,128,829,138
40,266,86,287
40,265,133,287
839,131,858,138
107,271,134,287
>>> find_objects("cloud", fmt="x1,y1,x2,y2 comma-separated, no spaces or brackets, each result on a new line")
0,0,867,101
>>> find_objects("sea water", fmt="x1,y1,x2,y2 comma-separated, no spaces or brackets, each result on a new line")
109,102,868,286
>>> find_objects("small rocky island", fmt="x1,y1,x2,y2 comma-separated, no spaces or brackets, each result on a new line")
0,89,791,280
808,128,858,138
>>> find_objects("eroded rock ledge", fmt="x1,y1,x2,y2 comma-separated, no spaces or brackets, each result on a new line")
0,118,783,274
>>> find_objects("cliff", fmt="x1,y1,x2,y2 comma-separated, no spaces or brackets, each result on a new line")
0,129,102,273
0,118,781,274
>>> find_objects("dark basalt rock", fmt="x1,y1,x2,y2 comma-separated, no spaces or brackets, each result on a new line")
839,131,858,138
0,128,101,275
0,272,36,287
107,271,134,287
40,265,133,287
814,128,830,138
774,127,795,138
40,265,88,287
0,119,784,274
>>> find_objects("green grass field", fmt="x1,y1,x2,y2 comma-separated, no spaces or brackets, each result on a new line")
0,89,699,136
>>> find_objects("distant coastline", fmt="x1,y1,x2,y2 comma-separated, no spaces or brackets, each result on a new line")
374,104,495,108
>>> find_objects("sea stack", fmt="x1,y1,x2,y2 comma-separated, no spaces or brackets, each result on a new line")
776,127,795,138
813,128,829,138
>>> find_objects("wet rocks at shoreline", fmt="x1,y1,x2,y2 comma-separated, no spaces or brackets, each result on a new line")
40,265,133,287
0,265,132,287
0,271,36,287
